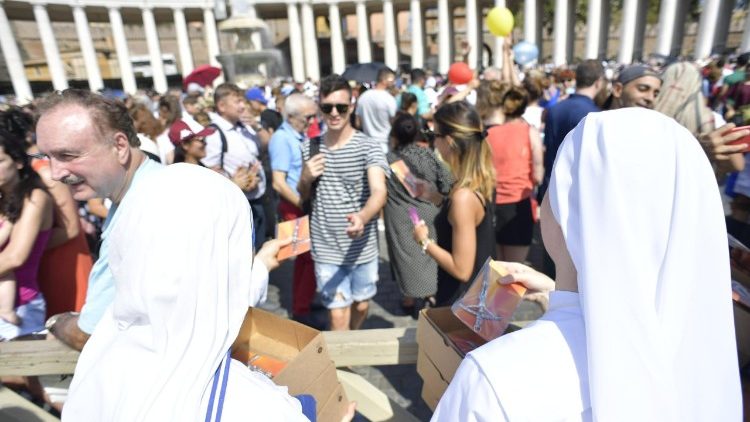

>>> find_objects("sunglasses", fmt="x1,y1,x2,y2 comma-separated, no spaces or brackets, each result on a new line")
320,103,349,115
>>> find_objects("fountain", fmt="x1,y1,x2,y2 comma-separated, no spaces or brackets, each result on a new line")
216,0,289,86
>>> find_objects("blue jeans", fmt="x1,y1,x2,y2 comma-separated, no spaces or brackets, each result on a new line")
314,259,378,309
248,198,266,251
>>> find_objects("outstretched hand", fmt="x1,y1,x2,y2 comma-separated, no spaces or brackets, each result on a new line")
497,261,554,311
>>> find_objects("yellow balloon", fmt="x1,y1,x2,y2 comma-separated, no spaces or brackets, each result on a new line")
486,7,514,37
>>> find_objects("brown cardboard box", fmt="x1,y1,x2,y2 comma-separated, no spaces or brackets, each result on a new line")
231,308,348,421
416,307,487,410
416,350,449,411
317,383,349,422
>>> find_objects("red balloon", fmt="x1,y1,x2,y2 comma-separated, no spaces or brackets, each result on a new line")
448,62,473,85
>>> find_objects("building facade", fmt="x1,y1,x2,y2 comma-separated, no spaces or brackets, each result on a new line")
1,0,749,103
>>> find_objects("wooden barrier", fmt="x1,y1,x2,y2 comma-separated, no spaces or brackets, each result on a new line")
0,328,420,422
0,327,419,376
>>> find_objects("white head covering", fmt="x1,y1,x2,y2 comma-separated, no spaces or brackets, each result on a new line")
549,108,741,421
63,164,305,421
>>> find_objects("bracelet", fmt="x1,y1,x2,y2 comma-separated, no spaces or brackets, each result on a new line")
419,238,434,253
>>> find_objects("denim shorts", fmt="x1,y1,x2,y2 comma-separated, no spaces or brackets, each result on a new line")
314,259,379,309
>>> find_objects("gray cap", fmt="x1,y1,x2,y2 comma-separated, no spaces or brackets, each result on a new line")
616,65,661,86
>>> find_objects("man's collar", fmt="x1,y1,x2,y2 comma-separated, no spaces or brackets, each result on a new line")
211,114,235,131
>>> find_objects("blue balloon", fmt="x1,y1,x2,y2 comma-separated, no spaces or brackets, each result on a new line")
513,41,539,66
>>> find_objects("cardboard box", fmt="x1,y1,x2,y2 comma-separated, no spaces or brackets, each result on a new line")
317,383,349,422
231,308,348,421
416,350,449,411
417,307,486,380
416,307,487,410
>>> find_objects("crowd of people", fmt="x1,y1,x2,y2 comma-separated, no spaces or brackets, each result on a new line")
0,46,747,419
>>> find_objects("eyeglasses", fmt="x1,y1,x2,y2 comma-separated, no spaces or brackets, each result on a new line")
320,103,349,115
302,114,316,121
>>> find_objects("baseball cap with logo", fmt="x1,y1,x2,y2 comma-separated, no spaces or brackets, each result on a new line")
168,120,216,146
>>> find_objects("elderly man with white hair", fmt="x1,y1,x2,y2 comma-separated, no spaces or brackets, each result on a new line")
268,93,320,324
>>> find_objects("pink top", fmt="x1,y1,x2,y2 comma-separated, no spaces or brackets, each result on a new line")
16,228,52,306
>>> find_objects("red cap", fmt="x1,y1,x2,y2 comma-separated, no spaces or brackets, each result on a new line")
168,120,216,146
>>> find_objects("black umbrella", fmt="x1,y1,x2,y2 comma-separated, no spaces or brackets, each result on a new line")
341,62,390,84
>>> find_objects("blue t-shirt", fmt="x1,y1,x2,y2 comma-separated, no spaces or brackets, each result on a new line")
77,158,163,334
268,121,304,197
543,94,600,173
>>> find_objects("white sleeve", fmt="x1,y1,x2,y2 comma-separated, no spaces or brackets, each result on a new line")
249,260,269,306
430,356,508,422
202,132,222,169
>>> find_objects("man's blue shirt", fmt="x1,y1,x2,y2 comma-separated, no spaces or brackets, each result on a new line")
543,94,600,172
77,158,163,334
269,121,304,197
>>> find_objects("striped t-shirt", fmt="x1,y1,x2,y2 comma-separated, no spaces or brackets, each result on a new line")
302,131,389,265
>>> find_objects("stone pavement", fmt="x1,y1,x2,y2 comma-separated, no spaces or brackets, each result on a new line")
261,225,546,421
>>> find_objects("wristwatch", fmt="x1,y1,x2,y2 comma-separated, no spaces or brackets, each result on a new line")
45,312,79,333
45,313,62,332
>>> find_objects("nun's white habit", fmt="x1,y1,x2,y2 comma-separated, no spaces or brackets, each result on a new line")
432,108,742,421
62,164,308,421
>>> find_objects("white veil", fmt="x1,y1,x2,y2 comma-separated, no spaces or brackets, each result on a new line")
548,108,741,421
63,164,305,421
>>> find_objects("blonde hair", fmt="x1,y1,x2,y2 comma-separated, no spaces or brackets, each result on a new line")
434,102,495,203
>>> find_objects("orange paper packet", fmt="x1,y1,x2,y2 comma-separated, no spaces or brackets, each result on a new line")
276,216,311,261
452,258,527,341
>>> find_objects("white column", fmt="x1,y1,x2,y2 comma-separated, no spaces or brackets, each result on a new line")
142,7,167,94
493,0,505,69
246,5,263,51
585,0,603,59
329,2,346,74
108,7,136,94
741,10,750,53
437,0,450,74
300,1,320,81
465,0,478,68
287,1,305,81
617,0,638,64
409,0,424,69
173,7,194,76
553,0,569,66
524,0,537,45
32,2,67,91
72,5,103,92
383,0,398,70
695,0,721,59
203,6,224,85
655,0,678,56
355,0,371,63
0,1,32,103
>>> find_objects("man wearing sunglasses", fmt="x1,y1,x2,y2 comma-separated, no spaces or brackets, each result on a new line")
298,75,389,332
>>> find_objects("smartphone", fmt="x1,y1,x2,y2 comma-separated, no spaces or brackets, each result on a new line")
727,125,750,153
